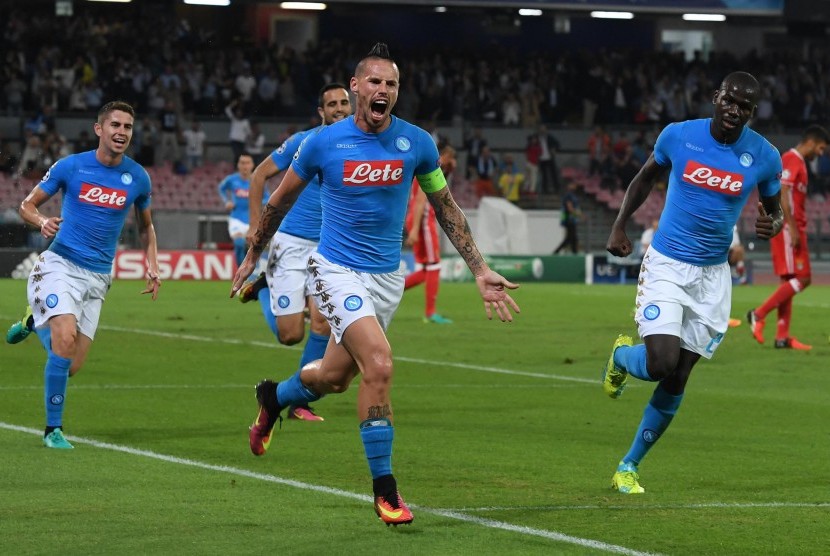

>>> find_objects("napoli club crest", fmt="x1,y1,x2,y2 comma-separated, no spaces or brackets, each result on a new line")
643,304,661,320
121,172,133,185
394,136,411,153
278,295,290,309
739,153,753,167
344,295,363,311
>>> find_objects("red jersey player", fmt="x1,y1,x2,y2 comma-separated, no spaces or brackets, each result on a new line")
748,125,829,350
404,144,456,323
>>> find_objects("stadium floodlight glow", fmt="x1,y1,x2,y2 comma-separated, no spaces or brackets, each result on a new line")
183,0,230,5
682,13,726,21
86,0,132,3
590,11,634,19
434,6,447,12
518,9,543,16
280,2,327,9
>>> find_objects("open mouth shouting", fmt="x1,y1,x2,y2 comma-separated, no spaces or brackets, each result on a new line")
370,98,389,123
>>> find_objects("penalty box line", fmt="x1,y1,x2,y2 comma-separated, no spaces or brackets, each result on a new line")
0,421,657,556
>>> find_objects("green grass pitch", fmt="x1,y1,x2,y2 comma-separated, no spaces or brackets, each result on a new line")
1,278,828,555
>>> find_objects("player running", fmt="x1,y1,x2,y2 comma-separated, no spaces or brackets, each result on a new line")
217,153,258,266
602,72,783,494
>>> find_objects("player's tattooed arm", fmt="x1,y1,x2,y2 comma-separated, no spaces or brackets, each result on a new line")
251,201,289,254
428,187,486,276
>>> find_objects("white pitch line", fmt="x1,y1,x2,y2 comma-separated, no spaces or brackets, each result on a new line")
447,502,830,512
0,421,657,556
0,383,576,392
95,322,599,385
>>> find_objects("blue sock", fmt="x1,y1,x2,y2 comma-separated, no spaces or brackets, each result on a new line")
233,238,247,266
44,352,71,428
614,343,654,381
299,331,328,370
35,326,52,351
360,418,393,479
622,384,684,466
275,370,320,408
257,288,279,340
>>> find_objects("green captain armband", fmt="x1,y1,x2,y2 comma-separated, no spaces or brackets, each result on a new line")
416,167,448,193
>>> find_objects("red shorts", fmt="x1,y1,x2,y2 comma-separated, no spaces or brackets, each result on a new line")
770,226,810,277
412,218,441,264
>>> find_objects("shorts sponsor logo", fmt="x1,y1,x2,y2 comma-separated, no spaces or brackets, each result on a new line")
50,394,64,405
681,161,743,195
643,304,660,320
642,429,659,442
45,294,59,308
79,183,128,209
278,295,290,308
121,172,133,185
344,295,363,311
395,136,411,152
739,153,753,167
343,160,404,186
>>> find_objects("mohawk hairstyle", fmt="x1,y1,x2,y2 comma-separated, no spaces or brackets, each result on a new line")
355,42,395,76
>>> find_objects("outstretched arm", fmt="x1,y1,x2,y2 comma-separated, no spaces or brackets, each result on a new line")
607,152,666,257
427,186,520,321
136,206,161,300
230,166,306,296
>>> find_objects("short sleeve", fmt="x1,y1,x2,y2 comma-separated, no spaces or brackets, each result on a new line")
653,123,680,167
758,145,782,198
38,157,74,196
291,129,324,183
270,131,306,172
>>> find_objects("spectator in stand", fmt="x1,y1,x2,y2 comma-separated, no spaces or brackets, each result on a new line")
225,99,251,164
464,126,488,179
0,139,19,175
554,182,581,254
588,126,612,177
638,219,658,257
502,92,521,126
473,145,500,198
75,130,97,153
535,125,561,194
524,133,541,197
615,145,641,192
182,121,207,170
497,153,524,202
16,132,46,179
246,122,266,166
156,100,181,167
235,64,257,103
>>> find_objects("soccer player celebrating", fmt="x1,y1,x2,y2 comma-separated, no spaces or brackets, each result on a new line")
217,153,258,266
9,101,160,449
602,72,783,494
747,125,829,350
403,143,457,324
238,83,353,421
231,43,520,525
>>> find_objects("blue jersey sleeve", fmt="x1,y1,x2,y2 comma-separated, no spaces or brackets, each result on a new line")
758,144,782,198
218,176,231,202
653,122,681,167
135,167,152,211
414,129,441,175
39,157,75,196
270,131,307,172
291,129,324,183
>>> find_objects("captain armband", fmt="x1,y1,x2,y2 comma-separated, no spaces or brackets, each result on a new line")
416,167,448,194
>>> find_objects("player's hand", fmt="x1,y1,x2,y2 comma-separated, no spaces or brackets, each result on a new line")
245,227,257,245
404,229,418,247
141,273,161,300
40,216,63,239
755,201,775,239
225,201,234,211
790,231,800,248
606,226,632,257
230,250,258,298
475,270,520,322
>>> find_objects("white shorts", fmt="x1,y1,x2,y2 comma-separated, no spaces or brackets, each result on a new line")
307,251,404,343
228,217,249,239
635,247,730,359
27,251,111,340
266,231,318,316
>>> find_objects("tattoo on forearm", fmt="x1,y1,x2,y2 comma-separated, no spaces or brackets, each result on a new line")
253,203,289,251
367,404,391,419
430,189,484,275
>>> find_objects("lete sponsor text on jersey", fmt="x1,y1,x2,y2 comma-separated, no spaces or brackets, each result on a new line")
343,160,404,186
79,183,128,208
681,161,744,196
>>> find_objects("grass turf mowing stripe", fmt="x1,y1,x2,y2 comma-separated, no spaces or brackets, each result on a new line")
0,421,658,556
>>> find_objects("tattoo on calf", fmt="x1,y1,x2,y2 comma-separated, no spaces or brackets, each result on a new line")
367,404,391,419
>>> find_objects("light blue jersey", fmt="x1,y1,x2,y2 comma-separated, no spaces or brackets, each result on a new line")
292,116,440,273
218,173,256,223
651,119,781,265
270,127,322,241
39,150,151,273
